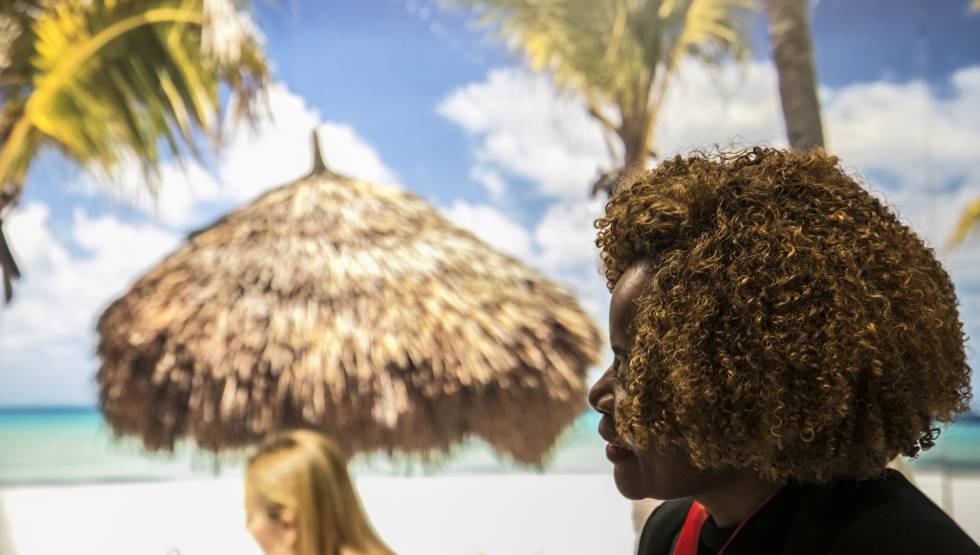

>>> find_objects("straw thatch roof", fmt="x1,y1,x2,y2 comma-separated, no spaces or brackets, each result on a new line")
96,135,601,464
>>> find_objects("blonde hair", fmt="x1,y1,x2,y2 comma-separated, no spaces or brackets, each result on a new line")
246,430,394,555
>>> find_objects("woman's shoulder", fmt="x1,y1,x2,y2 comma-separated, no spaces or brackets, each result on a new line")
798,470,980,554
636,498,693,555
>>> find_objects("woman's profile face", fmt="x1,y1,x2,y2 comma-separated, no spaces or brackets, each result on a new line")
588,262,725,501
244,483,296,555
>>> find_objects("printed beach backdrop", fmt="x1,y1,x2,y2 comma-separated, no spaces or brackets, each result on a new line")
2,1,980,554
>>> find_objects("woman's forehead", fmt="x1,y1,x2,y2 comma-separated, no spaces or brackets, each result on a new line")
610,264,649,332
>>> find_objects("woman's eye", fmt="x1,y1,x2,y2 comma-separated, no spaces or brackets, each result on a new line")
612,356,626,383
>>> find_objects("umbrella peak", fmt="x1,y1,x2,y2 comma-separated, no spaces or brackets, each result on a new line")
311,128,328,175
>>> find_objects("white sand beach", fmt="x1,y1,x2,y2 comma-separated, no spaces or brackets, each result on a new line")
0,474,635,555
0,470,978,555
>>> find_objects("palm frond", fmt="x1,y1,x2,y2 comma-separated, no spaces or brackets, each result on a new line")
0,0,268,303
457,0,645,107
661,0,754,69
448,0,752,125
0,0,269,200
947,197,980,250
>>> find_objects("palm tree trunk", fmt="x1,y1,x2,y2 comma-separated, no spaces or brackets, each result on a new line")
0,219,19,302
590,113,653,197
764,0,825,151
619,113,653,171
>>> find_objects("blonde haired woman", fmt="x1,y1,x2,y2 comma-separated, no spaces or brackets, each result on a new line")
244,430,394,555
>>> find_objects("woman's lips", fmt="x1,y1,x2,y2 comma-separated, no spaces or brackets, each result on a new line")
605,442,635,463
598,417,636,463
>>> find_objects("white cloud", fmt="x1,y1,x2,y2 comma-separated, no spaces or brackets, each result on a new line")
823,67,980,251
72,160,222,229
71,83,400,228
533,198,610,341
0,203,180,405
217,83,323,200
315,122,400,187
438,67,613,199
439,196,609,328
219,84,400,203
437,63,786,201
68,209,181,299
440,197,605,278
441,200,534,261
533,198,605,272
654,61,980,260
655,61,786,154
4,203,69,270
441,61,980,254
469,166,508,199
825,73,980,188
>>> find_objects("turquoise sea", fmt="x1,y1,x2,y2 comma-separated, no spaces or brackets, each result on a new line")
1,407,978,485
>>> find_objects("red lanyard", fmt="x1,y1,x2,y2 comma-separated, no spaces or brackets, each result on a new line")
672,491,778,555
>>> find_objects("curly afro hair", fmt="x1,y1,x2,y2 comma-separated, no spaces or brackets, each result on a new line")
595,147,972,484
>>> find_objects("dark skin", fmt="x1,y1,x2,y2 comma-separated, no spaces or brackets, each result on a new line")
588,262,779,528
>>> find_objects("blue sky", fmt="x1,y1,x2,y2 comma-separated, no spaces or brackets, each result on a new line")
2,0,980,408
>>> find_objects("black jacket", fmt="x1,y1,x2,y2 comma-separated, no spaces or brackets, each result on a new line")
637,470,980,555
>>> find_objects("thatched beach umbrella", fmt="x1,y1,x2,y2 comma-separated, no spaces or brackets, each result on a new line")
96,133,601,464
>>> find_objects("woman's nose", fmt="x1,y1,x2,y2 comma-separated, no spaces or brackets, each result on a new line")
588,368,614,414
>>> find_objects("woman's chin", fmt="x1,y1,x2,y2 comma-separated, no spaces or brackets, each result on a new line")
613,463,649,500
613,464,690,501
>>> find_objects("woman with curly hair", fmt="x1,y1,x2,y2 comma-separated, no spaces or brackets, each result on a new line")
588,147,979,554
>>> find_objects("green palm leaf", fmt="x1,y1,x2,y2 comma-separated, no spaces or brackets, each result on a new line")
446,0,753,186
1,0,267,188
947,198,980,250
0,0,269,301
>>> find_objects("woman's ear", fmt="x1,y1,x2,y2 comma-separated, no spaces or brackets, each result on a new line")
279,510,298,548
